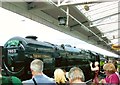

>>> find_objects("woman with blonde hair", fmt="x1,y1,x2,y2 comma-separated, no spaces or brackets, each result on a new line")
99,63,120,84
54,68,68,85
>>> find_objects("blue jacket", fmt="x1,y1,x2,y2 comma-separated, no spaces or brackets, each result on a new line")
22,74,56,85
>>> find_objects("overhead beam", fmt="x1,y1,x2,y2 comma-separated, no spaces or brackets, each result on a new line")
57,0,103,7
70,21,89,28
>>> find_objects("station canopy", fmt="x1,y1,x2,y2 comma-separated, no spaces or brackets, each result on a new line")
75,0,119,45
55,0,120,54
1,0,120,56
70,0,120,52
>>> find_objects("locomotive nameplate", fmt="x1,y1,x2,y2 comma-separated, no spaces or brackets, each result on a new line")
33,54,50,58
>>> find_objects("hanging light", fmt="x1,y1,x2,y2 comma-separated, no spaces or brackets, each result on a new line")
58,16,67,25
84,4,89,11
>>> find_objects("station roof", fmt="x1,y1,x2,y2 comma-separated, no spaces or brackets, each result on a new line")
0,0,120,56
73,0,120,54
75,0,119,48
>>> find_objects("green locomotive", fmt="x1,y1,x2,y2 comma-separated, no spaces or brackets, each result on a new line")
2,36,102,81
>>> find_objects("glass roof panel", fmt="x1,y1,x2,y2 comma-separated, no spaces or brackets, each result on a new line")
74,0,119,46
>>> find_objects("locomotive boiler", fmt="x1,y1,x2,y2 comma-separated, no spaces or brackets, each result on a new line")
2,36,100,81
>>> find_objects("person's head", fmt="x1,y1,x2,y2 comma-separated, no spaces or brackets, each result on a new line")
68,67,85,83
94,61,99,66
30,59,43,74
103,63,116,75
54,68,66,83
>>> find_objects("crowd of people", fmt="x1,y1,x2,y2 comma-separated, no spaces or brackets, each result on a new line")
90,61,120,85
0,59,120,85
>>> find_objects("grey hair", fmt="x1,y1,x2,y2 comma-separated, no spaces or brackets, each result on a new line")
68,67,85,81
30,59,43,73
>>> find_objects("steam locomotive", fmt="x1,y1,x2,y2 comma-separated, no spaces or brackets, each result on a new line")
2,36,109,81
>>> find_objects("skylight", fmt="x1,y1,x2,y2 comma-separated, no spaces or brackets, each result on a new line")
75,0,119,46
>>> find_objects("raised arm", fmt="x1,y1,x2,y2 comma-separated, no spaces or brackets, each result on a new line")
90,62,99,71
